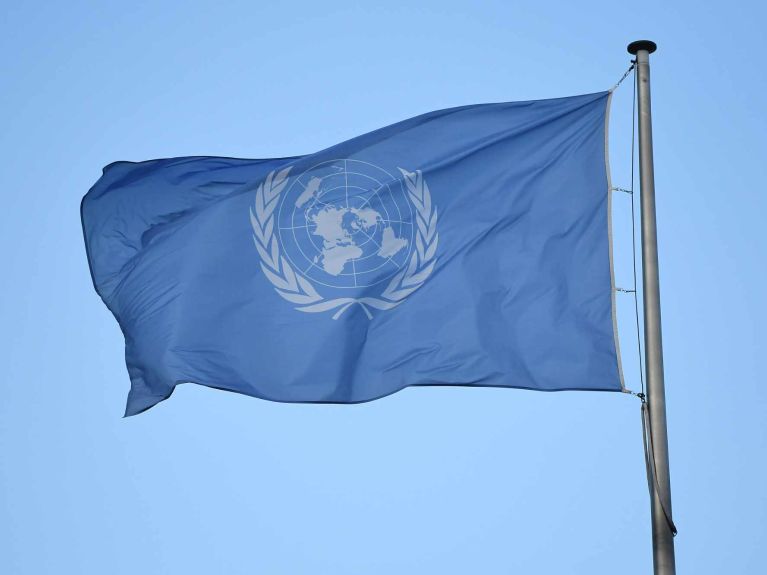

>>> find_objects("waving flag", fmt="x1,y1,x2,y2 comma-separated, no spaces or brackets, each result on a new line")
82,91,624,415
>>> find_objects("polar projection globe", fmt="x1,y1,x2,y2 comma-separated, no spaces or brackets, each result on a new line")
277,160,415,290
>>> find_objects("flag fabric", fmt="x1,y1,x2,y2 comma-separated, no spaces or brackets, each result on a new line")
82,91,624,416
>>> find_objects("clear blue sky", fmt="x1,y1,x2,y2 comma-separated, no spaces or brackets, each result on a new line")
1,1,765,573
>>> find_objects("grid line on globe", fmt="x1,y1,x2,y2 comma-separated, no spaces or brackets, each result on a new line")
277,160,416,290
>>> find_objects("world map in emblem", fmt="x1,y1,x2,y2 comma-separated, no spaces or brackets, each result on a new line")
277,160,415,289
251,160,439,318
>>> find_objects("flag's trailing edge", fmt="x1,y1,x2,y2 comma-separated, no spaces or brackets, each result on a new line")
82,91,624,416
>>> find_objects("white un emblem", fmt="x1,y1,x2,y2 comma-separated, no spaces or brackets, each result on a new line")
250,159,439,319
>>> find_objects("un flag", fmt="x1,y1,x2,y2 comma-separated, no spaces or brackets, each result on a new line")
82,91,624,416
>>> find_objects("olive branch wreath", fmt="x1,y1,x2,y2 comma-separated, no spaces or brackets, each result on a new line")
250,166,438,320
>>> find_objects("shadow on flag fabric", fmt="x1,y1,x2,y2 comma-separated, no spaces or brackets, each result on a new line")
82,91,624,416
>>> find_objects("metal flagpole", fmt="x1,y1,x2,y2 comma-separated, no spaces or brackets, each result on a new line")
627,40,676,575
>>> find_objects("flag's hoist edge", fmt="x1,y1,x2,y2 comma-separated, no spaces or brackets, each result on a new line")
605,90,628,393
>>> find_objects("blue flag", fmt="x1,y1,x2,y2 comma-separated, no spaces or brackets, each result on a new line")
82,91,624,416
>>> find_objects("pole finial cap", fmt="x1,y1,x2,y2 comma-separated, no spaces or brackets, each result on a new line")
627,40,657,55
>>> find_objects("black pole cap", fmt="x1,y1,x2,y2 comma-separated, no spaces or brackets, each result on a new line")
627,40,657,54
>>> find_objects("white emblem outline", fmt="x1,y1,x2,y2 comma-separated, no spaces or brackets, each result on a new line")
250,164,439,319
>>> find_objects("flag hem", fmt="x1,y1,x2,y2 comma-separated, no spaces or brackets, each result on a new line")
125,379,627,416
605,90,627,392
